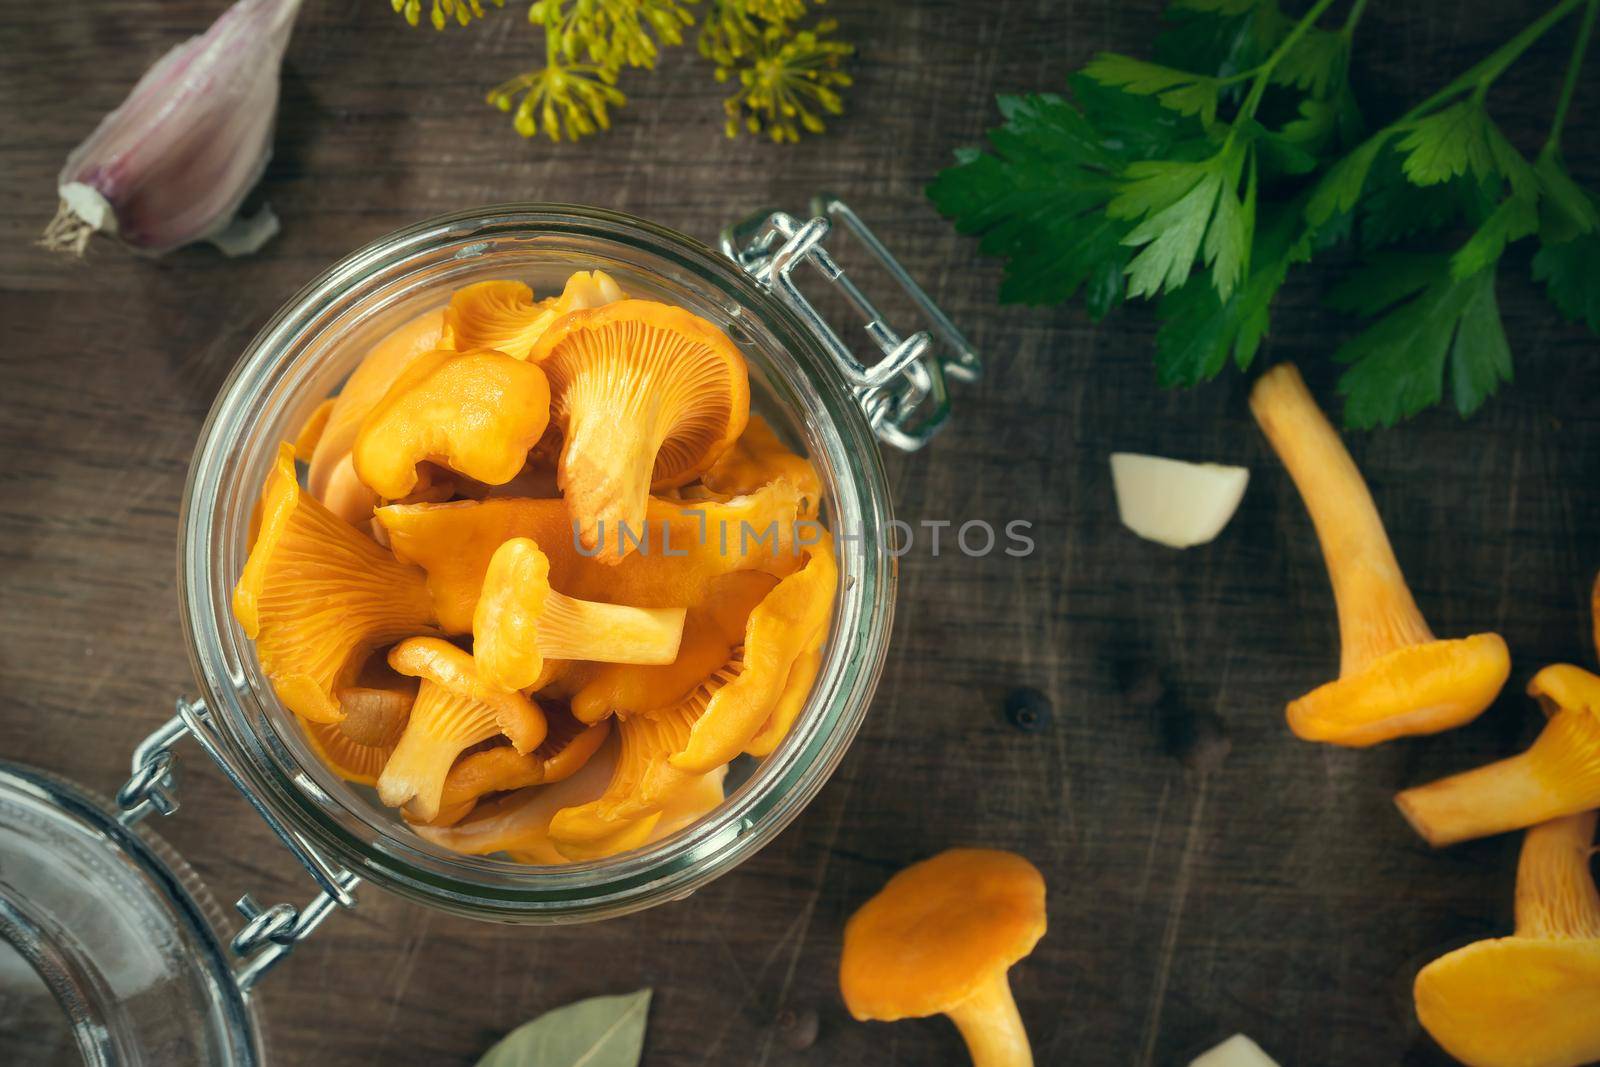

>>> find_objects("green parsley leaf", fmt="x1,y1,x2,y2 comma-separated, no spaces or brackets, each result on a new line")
927,94,1129,310
1332,255,1511,427
1354,146,1493,249
1082,54,1221,127
1155,0,1288,90
1305,131,1392,225
1533,230,1600,331
1395,101,1506,187
1533,148,1599,243
1271,28,1348,98
1451,192,1538,278
1154,197,1308,384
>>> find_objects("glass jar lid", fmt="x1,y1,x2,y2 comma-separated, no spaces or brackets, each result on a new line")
0,762,263,1066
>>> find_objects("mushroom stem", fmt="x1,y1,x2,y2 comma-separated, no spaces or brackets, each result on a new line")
536,587,685,664
378,686,505,817
945,971,1033,1067
1515,811,1600,940
1249,363,1433,675
558,391,662,557
1395,708,1600,847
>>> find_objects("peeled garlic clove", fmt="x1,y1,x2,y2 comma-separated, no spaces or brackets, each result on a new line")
1189,1034,1280,1067
42,0,302,257
1110,452,1248,549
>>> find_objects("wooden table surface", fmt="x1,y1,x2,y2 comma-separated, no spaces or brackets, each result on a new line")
4,1,1599,1064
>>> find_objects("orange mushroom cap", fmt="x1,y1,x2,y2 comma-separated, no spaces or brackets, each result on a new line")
352,348,551,500
232,442,438,723
1396,664,1600,846
378,637,546,821
471,537,686,692
293,397,335,461
671,534,837,774
1414,812,1600,1067
529,299,750,563
841,849,1046,1067
443,271,625,361
1250,364,1508,746
307,308,446,500
376,483,801,634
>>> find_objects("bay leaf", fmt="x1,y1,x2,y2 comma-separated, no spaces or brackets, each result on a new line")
475,988,651,1067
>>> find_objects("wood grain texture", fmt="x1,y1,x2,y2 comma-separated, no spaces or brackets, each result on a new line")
2,1,1598,1064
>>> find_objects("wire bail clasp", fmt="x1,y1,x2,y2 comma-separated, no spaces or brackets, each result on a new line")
720,195,982,451
117,698,360,990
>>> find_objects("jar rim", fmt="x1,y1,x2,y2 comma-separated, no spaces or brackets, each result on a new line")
177,204,896,922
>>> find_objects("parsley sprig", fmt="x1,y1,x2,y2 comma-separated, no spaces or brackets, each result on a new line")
930,0,1600,427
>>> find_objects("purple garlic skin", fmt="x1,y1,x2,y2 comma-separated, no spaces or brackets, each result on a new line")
45,0,302,257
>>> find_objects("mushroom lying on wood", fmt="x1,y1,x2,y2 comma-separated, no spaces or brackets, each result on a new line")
1249,364,1509,746
840,848,1047,1067
1397,665,1600,846
1414,811,1600,1067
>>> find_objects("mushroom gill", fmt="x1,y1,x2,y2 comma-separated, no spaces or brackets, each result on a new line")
232,442,438,724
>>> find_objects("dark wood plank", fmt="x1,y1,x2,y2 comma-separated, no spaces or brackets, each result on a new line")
2,0,1598,1064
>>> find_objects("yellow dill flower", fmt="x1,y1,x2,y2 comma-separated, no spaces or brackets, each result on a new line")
718,19,852,142
389,0,852,142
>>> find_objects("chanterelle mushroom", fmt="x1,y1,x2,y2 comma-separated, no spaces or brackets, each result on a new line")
423,705,610,827
378,637,546,821
232,442,438,723
671,536,836,774
528,299,750,563
352,348,551,500
1414,811,1600,1067
1249,364,1509,746
1396,665,1600,846
840,848,1047,1067
471,537,686,691
443,271,625,361
376,482,801,634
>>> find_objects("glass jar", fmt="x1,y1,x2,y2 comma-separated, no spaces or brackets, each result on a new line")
0,199,978,1062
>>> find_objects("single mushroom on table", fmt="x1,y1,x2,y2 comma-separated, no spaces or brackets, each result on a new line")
1396,664,1600,846
232,442,439,724
377,637,547,822
1249,364,1510,746
840,848,1047,1067
471,537,686,693
1414,810,1600,1067
352,348,551,501
375,482,802,634
527,299,750,563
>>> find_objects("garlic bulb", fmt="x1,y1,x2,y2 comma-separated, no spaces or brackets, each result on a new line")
42,0,303,257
